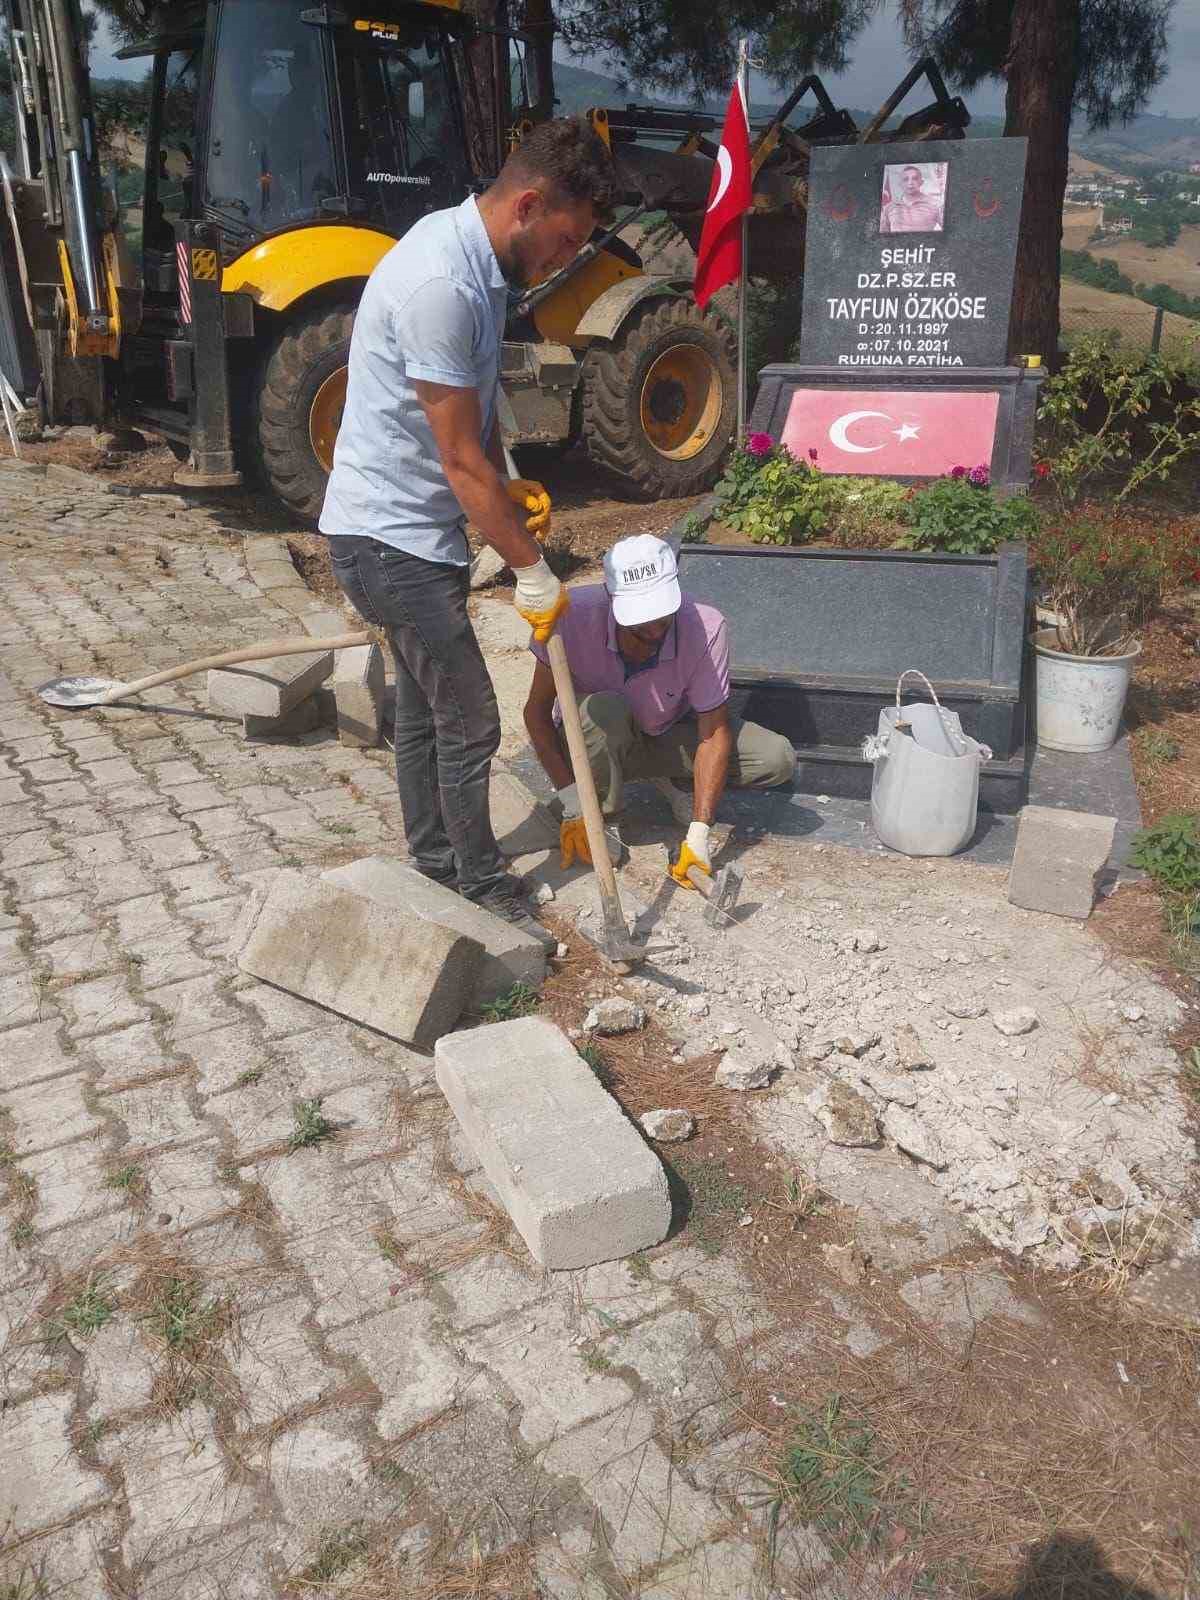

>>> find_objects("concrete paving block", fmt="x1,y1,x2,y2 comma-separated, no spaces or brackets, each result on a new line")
328,641,384,747
322,856,545,1007
1007,804,1116,920
435,1016,671,1268
490,767,559,856
207,648,333,720
242,692,332,740
234,868,480,1049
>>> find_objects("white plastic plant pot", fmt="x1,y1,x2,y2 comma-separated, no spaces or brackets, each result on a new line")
1032,628,1141,755
863,670,992,858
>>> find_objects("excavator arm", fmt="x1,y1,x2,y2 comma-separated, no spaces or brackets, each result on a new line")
3,0,123,359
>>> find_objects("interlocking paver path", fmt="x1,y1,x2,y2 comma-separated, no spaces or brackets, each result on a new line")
0,467,776,1598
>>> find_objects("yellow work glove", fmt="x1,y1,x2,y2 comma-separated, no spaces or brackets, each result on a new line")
513,556,569,644
557,785,592,868
669,822,712,889
505,477,551,540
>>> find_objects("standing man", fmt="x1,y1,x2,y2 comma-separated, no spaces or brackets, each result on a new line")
320,121,616,946
523,535,795,889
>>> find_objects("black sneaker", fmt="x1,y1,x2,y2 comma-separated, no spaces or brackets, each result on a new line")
474,885,557,953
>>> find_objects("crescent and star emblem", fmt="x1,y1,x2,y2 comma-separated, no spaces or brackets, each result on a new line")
826,184,856,222
974,179,1000,219
827,412,921,453
707,147,733,213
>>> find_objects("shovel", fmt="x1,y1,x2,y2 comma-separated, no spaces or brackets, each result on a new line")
37,631,372,709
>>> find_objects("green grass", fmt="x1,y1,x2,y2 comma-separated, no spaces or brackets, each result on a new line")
480,983,540,1022
146,1276,225,1353
1138,728,1181,765
104,1162,143,1194
288,1096,335,1152
1181,1044,1200,1097
676,1157,748,1255
326,821,355,836
1165,892,1200,976
576,1041,604,1072
12,1219,33,1247
233,1066,264,1088
47,1279,116,1341
299,1523,371,1584
770,1394,922,1560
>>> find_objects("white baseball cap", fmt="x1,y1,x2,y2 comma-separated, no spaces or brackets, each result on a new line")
603,535,682,627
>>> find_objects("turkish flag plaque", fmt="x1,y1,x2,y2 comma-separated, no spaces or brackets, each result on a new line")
782,387,1000,478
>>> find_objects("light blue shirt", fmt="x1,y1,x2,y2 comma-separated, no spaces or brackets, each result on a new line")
319,196,508,565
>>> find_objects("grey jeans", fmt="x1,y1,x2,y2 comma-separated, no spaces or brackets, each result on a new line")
327,536,506,900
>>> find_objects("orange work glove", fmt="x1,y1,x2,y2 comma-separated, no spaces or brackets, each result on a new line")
560,815,594,869
505,477,551,539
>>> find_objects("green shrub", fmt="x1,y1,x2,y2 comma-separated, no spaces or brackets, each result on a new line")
713,439,829,545
1129,812,1200,893
895,475,1041,556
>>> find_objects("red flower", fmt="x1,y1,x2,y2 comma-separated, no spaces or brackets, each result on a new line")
1034,461,1052,479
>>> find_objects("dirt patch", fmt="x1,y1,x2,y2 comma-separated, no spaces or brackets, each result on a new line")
525,916,1200,1596
1126,595,1200,823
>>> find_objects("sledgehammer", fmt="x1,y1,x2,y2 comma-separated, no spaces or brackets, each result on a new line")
665,846,744,928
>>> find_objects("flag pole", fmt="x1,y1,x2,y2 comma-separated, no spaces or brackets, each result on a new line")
736,37,749,440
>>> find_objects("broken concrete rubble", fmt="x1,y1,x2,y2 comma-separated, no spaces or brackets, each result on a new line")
583,997,645,1036
715,1050,774,1091
893,1022,932,1070
1125,1256,1200,1329
992,1006,1038,1037
883,1104,949,1171
807,1081,880,1147
639,1109,695,1143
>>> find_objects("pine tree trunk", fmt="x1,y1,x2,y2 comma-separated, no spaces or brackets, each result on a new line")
1003,0,1081,363
523,0,556,123
462,0,507,178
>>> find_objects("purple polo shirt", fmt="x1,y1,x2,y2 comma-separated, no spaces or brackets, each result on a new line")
530,583,730,736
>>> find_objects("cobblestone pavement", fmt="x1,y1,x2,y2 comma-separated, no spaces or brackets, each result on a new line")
0,465,791,1599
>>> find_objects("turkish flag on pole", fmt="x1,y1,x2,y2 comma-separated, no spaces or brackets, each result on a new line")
693,77,753,309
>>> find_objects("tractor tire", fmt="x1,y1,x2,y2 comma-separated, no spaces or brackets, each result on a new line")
255,301,356,522
580,295,736,501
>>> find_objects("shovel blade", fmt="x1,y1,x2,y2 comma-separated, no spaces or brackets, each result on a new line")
36,676,126,708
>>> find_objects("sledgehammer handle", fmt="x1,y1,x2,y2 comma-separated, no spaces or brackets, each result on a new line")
545,632,629,927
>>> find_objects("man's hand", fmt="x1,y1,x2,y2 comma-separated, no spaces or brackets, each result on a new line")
505,478,551,540
514,557,568,644
669,822,712,889
556,783,592,868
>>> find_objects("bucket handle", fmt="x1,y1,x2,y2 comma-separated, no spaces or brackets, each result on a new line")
895,668,945,721
893,669,990,762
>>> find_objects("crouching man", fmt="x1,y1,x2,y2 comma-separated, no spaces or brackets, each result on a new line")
522,534,794,889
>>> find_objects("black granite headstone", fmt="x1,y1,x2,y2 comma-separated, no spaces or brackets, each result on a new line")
799,138,1029,372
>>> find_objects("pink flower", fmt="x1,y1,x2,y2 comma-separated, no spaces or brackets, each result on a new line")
949,465,967,479
968,464,990,487
808,448,818,462
746,432,774,457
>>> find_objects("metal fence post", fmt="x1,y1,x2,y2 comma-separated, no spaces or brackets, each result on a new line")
1150,304,1164,354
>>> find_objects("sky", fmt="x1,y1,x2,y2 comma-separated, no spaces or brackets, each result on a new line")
88,0,1200,122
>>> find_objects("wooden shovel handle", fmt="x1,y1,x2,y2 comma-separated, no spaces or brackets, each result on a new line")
100,631,373,705
545,632,626,917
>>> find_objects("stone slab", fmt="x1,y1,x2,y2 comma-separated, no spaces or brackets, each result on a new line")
328,641,384,748
1007,803,1116,919
435,1016,671,1269
233,868,480,1049
322,856,545,1007
207,649,333,719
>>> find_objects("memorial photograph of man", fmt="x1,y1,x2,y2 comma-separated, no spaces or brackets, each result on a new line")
880,162,947,233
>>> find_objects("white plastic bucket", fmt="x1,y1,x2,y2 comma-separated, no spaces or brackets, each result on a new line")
1032,629,1140,754
865,671,992,858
